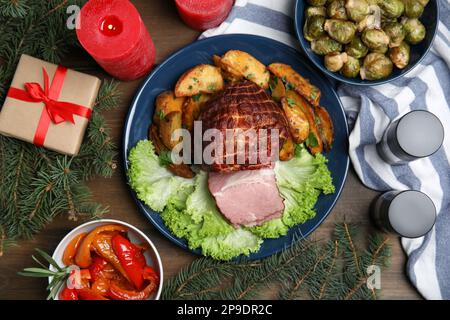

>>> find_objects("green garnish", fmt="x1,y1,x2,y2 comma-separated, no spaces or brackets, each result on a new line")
188,85,193,90
192,93,202,102
159,150,173,166
157,110,166,120
246,73,255,79
305,132,319,148
192,77,199,83
285,82,295,91
286,97,296,107
281,76,287,83
207,83,216,91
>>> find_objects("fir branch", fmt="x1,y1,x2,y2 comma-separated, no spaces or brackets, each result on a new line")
162,223,391,301
0,0,119,254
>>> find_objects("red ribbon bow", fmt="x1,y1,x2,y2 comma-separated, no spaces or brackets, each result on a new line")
7,66,92,147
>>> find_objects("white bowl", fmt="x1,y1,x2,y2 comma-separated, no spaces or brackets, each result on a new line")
50,219,163,300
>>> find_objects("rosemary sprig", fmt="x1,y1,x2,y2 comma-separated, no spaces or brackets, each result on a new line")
18,248,71,300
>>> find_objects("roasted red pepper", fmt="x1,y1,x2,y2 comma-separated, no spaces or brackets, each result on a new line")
111,234,147,289
59,287,78,300
108,266,159,300
68,269,91,289
89,255,109,282
76,288,109,300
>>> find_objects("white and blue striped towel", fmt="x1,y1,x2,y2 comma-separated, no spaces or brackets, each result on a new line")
201,0,450,300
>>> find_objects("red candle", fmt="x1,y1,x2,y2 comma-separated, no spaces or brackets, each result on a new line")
76,0,155,81
175,0,235,31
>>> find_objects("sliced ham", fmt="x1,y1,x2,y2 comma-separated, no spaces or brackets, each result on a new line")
208,169,285,227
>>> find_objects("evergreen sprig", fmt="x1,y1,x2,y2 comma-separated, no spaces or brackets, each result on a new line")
0,0,120,256
162,223,391,300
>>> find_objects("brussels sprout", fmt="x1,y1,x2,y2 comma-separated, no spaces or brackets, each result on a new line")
324,52,349,72
379,0,405,18
305,6,327,18
345,0,370,22
341,55,361,77
402,18,426,44
383,21,406,47
389,42,410,69
362,28,390,52
357,4,382,32
404,0,424,18
345,36,369,58
361,52,393,80
304,15,326,41
311,35,343,55
324,19,357,44
327,0,348,20
307,0,328,5
417,0,429,6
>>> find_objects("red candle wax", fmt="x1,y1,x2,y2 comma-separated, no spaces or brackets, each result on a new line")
175,0,235,31
76,0,155,81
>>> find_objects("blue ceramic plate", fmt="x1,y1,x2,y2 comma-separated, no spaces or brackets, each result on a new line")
123,34,349,260
295,0,439,86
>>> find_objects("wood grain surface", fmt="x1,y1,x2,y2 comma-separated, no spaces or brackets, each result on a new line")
0,0,421,300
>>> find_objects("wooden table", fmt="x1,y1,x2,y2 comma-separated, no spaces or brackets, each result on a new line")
0,0,421,300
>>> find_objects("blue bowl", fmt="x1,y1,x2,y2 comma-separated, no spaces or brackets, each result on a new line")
123,34,349,260
294,0,439,86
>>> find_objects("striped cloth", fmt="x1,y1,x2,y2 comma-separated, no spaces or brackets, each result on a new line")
201,0,450,300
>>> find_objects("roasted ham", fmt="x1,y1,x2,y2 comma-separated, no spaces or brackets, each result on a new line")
208,168,285,227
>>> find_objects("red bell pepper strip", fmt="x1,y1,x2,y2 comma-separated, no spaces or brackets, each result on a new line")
111,234,147,290
59,287,78,300
76,288,109,300
89,256,109,282
108,277,158,300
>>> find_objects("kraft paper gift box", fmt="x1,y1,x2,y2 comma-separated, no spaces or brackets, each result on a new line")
0,54,101,155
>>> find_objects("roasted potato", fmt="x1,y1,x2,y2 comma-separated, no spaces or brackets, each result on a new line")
279,136,295,161
154,91,185,125
213,55,243,83
285,90,323,154
281,96,310,144
182,94,211,131
159,111,182,150
315,106,334,151
270,76,286,101
175,64,224,97
268,63,321,107
167,163,195,179
220,50,270,89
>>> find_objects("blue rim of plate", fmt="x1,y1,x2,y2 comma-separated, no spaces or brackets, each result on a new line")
294,0,440,86
122,34,350,260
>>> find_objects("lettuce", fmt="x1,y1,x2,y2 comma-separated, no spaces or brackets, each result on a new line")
248,145,335,238
128,140,334,260
128,140,194,212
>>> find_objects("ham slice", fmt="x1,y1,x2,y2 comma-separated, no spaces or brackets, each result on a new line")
208,169,285,227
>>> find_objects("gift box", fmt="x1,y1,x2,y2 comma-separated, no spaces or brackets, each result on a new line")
0,54,101,155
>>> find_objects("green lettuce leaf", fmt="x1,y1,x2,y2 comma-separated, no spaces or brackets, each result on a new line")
249,145,335,238
127,140,194,212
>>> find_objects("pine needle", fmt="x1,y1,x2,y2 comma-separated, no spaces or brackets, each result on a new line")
0,0,120,255
162,223,391,301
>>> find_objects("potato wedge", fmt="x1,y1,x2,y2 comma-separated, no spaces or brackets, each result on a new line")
213,54,243,84
279,136,295,161
154,91,185,125
175,64,224,97
281,97,310,144
285,90,323,154
149,124,166,154
270,76,286,101
182,94,211,131
220,50,270,89
167,163,195,179
268,63,321,107
160,111,182,150
315,106,334,151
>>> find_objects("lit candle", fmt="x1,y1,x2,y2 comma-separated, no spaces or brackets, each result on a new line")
76,0,156,81
175,0,234,31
